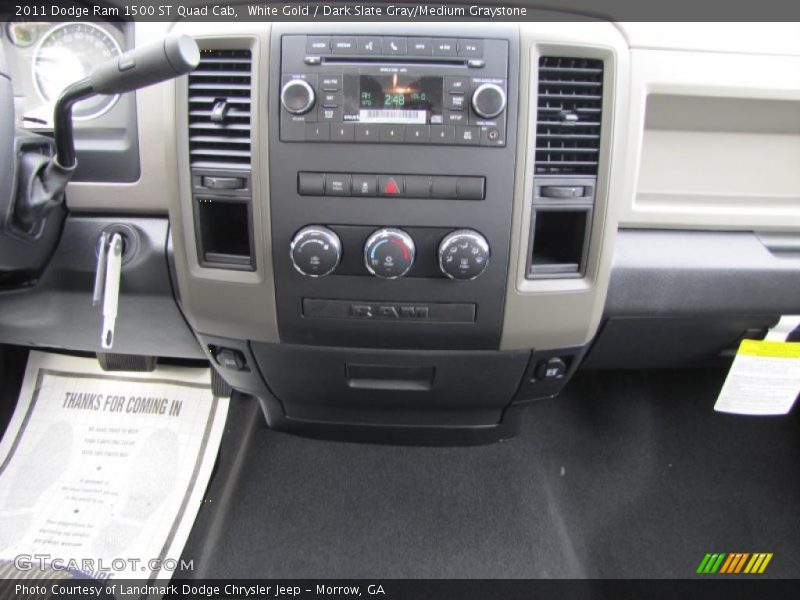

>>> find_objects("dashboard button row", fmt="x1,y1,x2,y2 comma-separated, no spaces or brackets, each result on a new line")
298,173,485,200
305,36,483,58
304,123,484,145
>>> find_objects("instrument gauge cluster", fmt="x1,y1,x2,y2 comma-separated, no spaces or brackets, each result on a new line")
2,20,127,128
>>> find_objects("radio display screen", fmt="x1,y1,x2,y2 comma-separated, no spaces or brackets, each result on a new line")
344,74,443,125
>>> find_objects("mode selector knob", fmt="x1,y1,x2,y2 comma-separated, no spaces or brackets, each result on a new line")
290,226,341,277
364,228,415,279
438,229,490,281
281,79,315,115
471,83,506,119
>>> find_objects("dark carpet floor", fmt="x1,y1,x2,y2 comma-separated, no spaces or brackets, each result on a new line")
181,368,800,579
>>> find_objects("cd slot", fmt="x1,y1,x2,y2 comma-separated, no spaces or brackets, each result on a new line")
321,57,466,67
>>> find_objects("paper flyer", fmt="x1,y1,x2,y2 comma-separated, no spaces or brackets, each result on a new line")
0,351,228,581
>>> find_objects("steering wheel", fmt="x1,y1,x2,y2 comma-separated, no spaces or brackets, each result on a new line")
0,44,13,235
0,43,67,285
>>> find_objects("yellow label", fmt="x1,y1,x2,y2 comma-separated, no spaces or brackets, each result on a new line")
738,339,800,359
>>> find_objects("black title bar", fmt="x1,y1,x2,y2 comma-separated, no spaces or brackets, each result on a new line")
4,0,800,22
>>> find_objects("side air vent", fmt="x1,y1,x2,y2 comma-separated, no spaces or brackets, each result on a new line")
535,57,603,176
188,49,252,169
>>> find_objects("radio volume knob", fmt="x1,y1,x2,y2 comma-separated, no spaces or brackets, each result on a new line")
364,228,415,279
281,79,315,115
290,226,341,277
471,83,506,119
438,230,490,281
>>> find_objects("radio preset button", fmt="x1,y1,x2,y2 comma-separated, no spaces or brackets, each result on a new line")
408,38,433,56
358,36,382,55
430,126,456,144
379,124,406,143
382,37,407,55
405,125,431,143
331,37,357,53
330,123,355,142
305,122,330,141
433,38,458,57
355,124,378,142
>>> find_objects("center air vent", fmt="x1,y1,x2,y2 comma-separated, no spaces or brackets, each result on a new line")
535,57,603,176
188,49,252,169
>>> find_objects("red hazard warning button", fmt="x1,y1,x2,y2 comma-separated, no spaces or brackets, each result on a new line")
378,176,404,197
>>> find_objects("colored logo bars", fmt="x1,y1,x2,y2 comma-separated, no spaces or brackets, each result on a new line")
697,553,773,574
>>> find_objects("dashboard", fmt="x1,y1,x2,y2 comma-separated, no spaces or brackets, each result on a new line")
2,20,799,444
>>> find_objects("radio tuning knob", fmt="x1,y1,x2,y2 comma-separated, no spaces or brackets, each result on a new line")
280,79,315,115
471,83,506,119
438,229,490,281
290,226,341,277
364,228,415,279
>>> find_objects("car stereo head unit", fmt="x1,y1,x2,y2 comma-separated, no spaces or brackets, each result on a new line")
279,35,509,147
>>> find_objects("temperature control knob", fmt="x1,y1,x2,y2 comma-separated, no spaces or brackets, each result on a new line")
290,226,341,277
364,228,415,279
281,79,315,115
471,83,506,119
438,229,490,281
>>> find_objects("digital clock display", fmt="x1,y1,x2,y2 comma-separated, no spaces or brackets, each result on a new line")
353,74,443,124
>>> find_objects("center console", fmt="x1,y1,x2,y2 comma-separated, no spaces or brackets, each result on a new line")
269,27,517,351
170,22,627,445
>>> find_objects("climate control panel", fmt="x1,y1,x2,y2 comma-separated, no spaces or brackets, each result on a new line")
289,226,490,281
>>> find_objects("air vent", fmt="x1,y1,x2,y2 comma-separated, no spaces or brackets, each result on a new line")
188,49,252,169
535,57,603,176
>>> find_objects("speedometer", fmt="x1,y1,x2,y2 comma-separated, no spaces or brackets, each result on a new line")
32,23,122,121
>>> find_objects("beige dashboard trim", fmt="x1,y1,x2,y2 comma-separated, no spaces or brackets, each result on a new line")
500,22,630,351
620,48,800,231
169,23,279,343
65,22,172,214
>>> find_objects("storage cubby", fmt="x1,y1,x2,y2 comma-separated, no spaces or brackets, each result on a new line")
528,208,590,278
195,198,253,269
